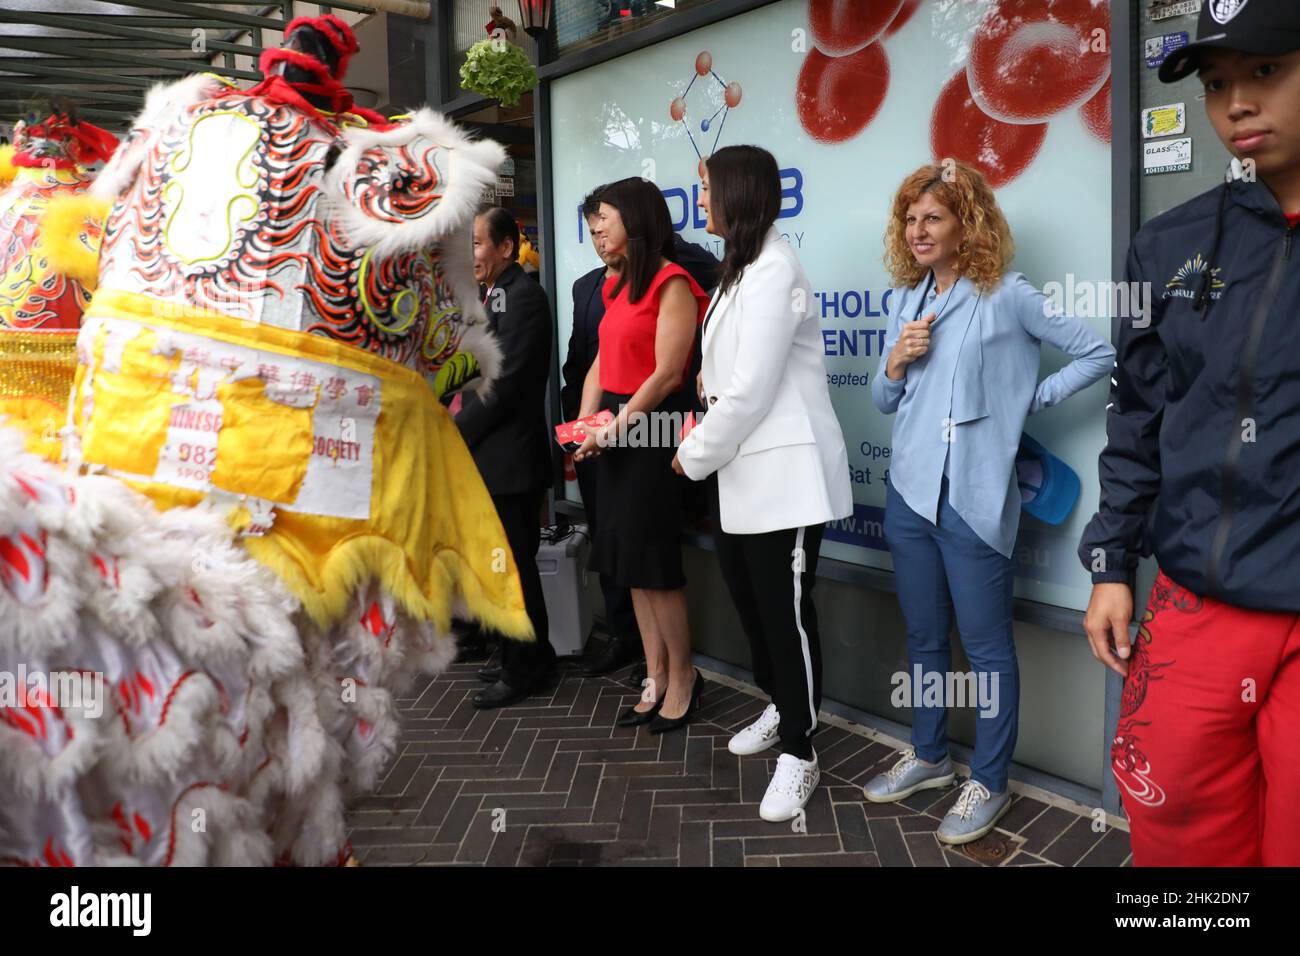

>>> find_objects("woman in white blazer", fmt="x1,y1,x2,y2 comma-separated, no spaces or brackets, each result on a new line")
672,145,853,822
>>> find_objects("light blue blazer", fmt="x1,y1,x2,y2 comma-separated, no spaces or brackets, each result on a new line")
871,271,1114,557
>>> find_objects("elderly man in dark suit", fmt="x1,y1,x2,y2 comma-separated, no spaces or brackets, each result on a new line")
561,187,720,677
457,207,556,709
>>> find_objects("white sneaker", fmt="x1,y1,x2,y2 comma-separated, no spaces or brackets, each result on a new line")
729,703,780,756
759,752,819,822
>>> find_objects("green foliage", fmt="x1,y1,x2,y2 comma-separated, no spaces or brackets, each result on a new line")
459,38,538,107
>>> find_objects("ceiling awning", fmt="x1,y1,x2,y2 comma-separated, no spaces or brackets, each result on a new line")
0,0,430,132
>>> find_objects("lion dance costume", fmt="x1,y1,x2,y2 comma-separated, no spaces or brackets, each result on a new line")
0,15,530,866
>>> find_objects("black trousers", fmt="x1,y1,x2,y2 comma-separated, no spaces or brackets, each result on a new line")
711,480,825,760
491,491,555,686
574,457,639,643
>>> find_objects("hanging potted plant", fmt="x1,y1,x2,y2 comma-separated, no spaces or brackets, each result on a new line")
459,7,538,107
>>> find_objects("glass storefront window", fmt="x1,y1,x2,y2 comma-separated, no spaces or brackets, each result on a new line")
555,0,716,56
452,1,542,78
451,2,718,81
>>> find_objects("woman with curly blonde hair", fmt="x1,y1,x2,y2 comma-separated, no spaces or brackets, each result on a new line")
865,161,1113,844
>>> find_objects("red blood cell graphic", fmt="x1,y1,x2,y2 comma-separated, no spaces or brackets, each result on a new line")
1081,75,1111,144
885,0,922,38
699,157,708,179
809,0,905,56
968,0,1110,123
931,68,1048,189
725,81,743,109
695,51,713,76
797,42,890,145
670,96,686,121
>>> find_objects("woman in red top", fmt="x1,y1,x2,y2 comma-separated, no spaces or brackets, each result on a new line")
574,176,710,733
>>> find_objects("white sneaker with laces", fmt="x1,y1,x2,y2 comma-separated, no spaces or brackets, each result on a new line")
729,702,781,755
759,752,819,822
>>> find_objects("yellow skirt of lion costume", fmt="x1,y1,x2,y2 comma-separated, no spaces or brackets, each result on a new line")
64,288,531,639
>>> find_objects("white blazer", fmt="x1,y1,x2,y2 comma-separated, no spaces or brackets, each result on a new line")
676,228,853,534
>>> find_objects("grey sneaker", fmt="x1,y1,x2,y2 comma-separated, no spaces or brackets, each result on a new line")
862,748,955,803
935,780,1012,845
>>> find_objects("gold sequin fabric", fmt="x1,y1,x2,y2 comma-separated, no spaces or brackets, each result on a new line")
0,329,77,407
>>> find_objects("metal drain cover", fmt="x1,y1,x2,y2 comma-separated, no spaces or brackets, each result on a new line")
961,832,1011,864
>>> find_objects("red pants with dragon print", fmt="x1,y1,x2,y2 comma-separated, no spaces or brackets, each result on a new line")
1115,571,1300,866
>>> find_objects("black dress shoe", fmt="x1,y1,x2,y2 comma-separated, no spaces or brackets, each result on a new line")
472,679,532,710
583,634,643,676
649,669,705,735
615,696,663,727
477,665,502,682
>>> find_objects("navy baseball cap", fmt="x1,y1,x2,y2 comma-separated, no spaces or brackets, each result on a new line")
1159,0,1300,83
1016,433,1081,526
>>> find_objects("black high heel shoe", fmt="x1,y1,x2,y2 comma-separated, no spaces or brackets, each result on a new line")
648,669,705,735
616,688,665,727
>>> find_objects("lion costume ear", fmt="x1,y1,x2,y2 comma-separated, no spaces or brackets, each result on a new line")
324,110,508,390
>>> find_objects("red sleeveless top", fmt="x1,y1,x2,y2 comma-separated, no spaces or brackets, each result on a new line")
598,262,710,394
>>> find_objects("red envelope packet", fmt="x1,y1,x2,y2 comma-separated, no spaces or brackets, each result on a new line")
554,409,614,452
679,411,697,442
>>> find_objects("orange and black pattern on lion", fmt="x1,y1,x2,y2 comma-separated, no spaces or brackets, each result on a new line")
1111,574,1200,808
97,92,463,378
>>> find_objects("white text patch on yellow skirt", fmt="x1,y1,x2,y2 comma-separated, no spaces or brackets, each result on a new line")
76,310,379,520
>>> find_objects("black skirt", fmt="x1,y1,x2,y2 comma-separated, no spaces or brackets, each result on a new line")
588,389,692,590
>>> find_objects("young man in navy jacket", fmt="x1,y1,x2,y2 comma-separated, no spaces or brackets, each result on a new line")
1079,2,1300,866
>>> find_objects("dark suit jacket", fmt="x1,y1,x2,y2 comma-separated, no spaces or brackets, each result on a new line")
561,265,606,422
455,261,554,496
560,235,720,421
672,234,722,298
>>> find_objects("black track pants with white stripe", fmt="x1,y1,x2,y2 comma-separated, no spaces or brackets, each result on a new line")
711,483,825,760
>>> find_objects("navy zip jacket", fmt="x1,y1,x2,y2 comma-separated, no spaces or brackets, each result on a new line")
1079,178,1300,611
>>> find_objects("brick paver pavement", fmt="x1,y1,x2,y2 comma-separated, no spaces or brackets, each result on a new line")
345,656,1131,867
